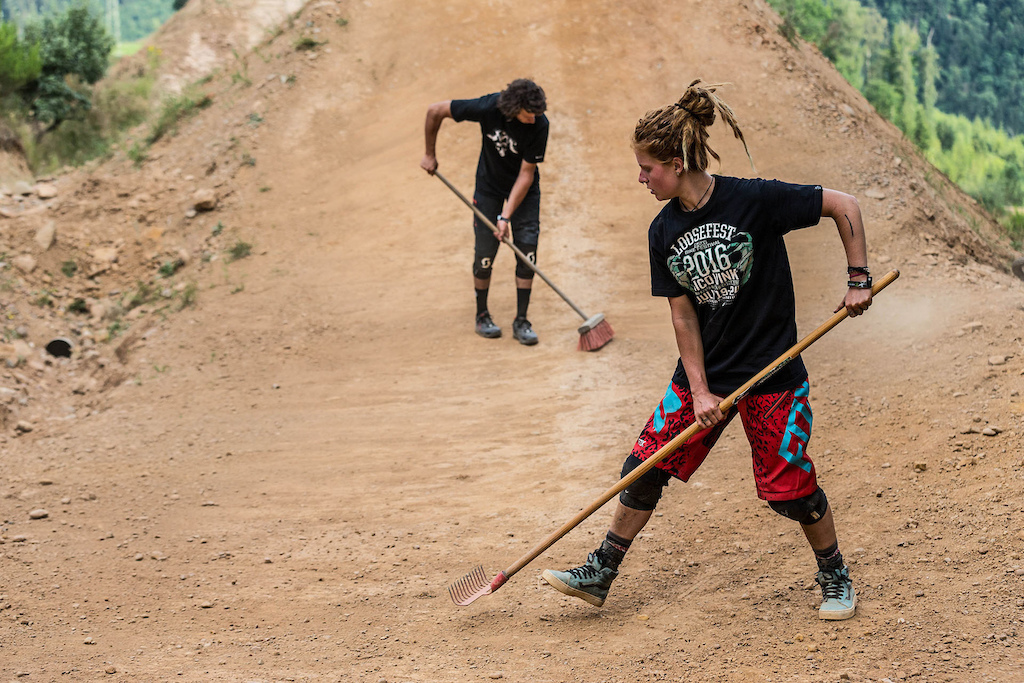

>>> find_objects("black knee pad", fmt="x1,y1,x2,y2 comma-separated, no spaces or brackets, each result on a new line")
514,244,537,280
617,455,671,511
768,487,828,525
473,256,494,279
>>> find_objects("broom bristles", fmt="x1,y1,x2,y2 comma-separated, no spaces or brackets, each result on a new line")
578,319,614,352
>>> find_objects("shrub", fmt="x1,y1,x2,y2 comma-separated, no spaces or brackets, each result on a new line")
228,240,252,261
147,89,212,145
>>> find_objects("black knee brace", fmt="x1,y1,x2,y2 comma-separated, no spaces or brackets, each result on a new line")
472,255,494,279
617,455,672,511
768,486,829,525
514,245,537,280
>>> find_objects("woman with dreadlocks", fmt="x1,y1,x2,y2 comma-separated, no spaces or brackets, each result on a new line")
542,80,872,620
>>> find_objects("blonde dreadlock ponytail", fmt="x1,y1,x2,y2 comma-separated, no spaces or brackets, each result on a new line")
632,79,755,173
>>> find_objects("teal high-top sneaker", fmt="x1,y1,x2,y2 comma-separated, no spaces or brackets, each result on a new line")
542,552,618,607
816,565,856,620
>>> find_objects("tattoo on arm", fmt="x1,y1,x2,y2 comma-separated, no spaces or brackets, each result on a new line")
844,214,855,238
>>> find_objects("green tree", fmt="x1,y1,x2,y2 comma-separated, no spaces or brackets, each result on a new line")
915,31,939,150
22,3,114,138
819,0,887,90
891,21,920,141
0,21,42,97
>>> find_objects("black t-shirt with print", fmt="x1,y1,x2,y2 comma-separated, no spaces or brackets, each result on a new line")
450,93,549,197
649,175,823,396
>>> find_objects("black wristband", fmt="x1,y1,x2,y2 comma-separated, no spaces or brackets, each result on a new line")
497,215,509,223
847,277,873,289
847,265,870,277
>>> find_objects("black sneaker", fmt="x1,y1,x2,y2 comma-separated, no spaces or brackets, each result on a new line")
512,317,538,345
475,312,501,339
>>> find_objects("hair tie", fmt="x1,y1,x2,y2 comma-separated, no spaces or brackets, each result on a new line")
674,102,696,117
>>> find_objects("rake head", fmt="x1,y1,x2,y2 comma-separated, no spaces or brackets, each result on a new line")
448,566,508,606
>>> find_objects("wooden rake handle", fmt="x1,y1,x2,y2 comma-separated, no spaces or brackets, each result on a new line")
499,269,901,580
433,170,592,322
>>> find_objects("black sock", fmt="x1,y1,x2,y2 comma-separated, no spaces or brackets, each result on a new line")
516,287,531,319
475,288,489,316
595,531,632,571
814,541,844,572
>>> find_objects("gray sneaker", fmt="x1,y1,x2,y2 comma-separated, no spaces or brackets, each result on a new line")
475,312,501,339
542,552,617,606
512,317,538,345
817,565,856,620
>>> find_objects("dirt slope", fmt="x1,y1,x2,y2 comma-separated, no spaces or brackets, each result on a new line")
2,0,1023,681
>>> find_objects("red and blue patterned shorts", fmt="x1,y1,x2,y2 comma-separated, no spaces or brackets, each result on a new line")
631,379,818,501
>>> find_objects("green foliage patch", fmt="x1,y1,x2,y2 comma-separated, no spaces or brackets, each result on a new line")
767,0,1024,243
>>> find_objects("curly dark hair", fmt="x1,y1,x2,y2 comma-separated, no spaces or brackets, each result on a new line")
497,79,546,119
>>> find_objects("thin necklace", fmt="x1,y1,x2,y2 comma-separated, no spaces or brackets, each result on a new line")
681,176,714,212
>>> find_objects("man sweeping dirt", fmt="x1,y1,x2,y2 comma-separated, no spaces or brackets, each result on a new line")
420,79,549,345
542,80,873,620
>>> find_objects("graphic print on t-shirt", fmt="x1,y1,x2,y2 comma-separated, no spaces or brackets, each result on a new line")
486,129,518,157
666,222,754,309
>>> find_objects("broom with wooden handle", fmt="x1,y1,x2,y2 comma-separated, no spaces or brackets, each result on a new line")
447,269,900,605
433,171,614,351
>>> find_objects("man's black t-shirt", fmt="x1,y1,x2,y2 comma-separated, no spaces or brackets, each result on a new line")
648,175,823,395
450,93,549,197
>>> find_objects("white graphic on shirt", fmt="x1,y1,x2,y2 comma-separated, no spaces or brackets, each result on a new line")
666,222,754,309
486,129,518,157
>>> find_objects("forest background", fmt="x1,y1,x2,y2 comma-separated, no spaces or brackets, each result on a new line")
769,0,1024,248
1,0,1023,254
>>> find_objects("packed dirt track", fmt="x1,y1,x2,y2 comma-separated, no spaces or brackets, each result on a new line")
2,0,1023,681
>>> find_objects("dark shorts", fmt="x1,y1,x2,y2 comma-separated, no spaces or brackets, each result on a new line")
472,190,540,277
630,379,818,501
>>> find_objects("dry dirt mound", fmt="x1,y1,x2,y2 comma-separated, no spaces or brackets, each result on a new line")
109,0,307,94
2,0,1023,681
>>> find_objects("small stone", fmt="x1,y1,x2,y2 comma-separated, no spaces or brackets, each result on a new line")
913,462,927,472
12,254,36,273
105,666,117,674
28,508,49,519
34,221,56,250
988,355,1008,366
200,601,214,608
192,188,218,211
84,636,95,644
915,590,925,597
981,427,999,436
488,674,505,680
35,182,58,199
